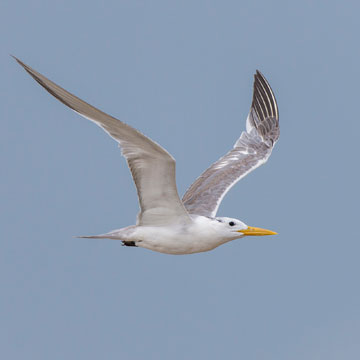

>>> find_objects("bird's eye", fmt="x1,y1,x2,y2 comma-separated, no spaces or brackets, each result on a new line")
229,221,235,226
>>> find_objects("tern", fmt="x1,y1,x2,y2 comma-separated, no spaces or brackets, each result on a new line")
14,57,279,254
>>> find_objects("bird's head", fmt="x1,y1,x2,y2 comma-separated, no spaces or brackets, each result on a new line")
214,217,277,239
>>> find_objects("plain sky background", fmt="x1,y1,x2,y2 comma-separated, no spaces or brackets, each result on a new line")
1,1,360,359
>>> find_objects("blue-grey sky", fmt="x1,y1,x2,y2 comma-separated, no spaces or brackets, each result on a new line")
1,1,360,359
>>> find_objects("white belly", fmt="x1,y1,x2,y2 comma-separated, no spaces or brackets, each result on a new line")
132,223,230,255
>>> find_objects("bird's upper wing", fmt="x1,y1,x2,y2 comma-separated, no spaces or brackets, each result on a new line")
14,57,191,226
182,70,279,217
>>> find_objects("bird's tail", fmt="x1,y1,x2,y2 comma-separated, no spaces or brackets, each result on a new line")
74,228,128,240
74,233,116,239
75,235,107,239
74,227,135,241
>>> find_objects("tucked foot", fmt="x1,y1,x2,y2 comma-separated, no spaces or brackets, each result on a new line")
122,241,137,247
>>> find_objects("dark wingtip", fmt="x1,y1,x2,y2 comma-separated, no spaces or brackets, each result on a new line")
11,56,34,77
254,69,267,83
251,70,278,121
11,55,23,66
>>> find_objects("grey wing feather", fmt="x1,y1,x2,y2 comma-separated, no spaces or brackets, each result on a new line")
14,57,191,226
182,70,279,217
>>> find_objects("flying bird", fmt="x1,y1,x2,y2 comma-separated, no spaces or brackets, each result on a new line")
14,56,279,255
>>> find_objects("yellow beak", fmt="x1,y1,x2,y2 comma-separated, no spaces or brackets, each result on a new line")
238,226,277,236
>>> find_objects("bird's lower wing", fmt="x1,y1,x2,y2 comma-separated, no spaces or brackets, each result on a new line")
14,57,191,226
182,71,279,217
